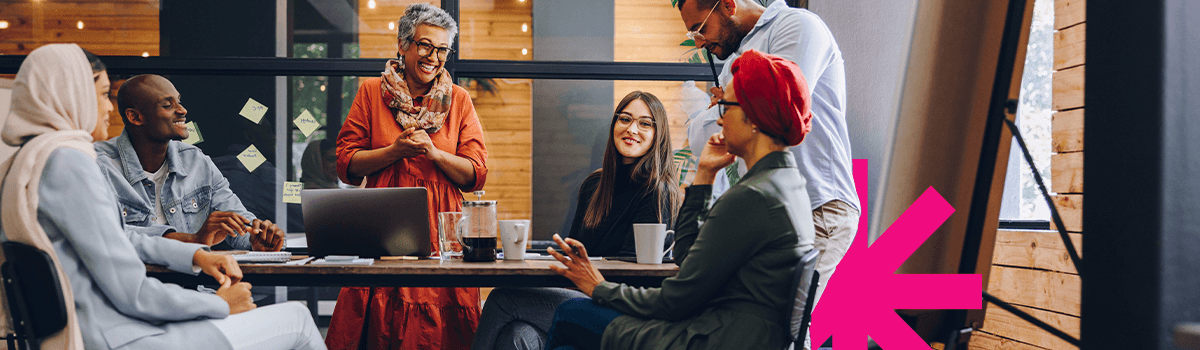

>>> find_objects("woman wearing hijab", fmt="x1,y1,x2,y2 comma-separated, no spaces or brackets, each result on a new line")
0,44,324,350
329,4,488,350
540,50,817,350
300,139,339,189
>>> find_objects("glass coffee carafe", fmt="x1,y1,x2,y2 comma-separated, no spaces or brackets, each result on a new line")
457,191,498,262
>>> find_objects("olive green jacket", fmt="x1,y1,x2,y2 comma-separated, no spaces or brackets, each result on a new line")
593,151,816,350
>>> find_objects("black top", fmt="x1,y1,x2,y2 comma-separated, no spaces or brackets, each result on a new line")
567,161,672,257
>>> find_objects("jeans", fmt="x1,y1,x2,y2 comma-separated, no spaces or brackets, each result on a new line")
472,288,587,350
543,298,623,350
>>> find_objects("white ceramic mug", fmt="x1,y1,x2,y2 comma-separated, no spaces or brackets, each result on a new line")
633,223,675,264
499,220,531,261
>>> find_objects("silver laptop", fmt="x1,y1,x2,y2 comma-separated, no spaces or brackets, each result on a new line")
301,187,431,258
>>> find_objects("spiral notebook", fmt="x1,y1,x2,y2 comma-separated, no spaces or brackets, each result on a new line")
215,251,293,263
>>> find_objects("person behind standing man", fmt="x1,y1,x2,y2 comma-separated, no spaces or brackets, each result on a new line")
677,0,859,313
93,74,285,251
329,4,489,349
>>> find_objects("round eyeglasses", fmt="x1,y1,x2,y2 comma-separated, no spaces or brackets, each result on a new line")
615,113,656,132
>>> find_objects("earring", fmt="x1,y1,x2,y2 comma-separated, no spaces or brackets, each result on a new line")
752,128,758,133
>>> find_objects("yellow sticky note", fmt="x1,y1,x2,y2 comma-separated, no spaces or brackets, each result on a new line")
283,182,303,204
294,109,321,137
238,98,269,124
182,121,203,145
237,145,266,172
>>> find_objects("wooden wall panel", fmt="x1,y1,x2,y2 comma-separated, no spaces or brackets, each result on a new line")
1052,66,1084,111
969,331,1050,350
980,1,1085,348
1051,109,1084,153
1051,152,1083,193
356,0,435,59
614,0,692,63
1050,195,1082,233
992,230,1082,274
979,303,1080,349
0,1,159,56
1054,0,1085,31
987,265,1081,316
1053,23,1085,71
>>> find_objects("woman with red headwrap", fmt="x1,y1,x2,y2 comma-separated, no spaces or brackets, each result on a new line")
537,50,816,350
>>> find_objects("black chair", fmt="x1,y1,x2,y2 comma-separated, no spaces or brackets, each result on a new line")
2,242,70,350
784,249,822,350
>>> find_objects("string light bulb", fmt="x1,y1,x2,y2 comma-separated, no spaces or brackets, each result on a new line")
367,0,376,9
142,52,149,57
521,23,528,32
389,22,395,30
0,21,9,29
521,48,528,56
77,21,84,30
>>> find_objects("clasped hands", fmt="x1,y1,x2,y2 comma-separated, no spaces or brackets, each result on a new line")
191,250,256,315
169,211,285,251
387,127,437,160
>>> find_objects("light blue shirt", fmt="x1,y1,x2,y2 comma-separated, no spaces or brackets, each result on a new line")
687,0,859,211
94,131,255,250
1,148,231,350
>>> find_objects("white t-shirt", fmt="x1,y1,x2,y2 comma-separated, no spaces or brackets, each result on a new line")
687,0,859,211
145,161,169,225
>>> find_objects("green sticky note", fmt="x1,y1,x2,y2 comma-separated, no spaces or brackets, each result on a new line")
182,121,203,145
283,182,303,204
294,109,321,137
237,145,266,172
238,98,268,124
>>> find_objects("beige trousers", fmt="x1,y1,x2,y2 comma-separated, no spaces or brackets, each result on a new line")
803,200,860,350
811,199,860,308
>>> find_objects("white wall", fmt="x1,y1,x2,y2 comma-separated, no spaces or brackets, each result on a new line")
809,0,920,241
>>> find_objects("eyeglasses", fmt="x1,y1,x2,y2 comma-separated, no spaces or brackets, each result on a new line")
685,1,722,43
715,100,739,117
412,41,455,60
615,113,656,132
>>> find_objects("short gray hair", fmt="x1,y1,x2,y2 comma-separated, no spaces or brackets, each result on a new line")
397,4,458,50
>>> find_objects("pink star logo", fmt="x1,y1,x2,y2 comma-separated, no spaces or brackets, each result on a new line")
809,160,982,349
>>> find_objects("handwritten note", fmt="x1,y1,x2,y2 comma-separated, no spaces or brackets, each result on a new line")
293,109,320,137
237,145,266,172
182,121,203,145
239,98,268,124
283,182,303,203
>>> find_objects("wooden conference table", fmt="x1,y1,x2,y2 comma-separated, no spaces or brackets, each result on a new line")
146,257,679,288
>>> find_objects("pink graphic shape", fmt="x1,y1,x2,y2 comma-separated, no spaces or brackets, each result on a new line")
808,160,982,349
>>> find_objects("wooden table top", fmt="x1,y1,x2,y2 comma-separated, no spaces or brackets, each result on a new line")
146,257,678,288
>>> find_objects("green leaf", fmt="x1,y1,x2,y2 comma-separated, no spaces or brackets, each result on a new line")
680,39,696,47
672,0,679,7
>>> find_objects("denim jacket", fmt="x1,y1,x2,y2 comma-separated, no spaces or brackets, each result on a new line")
95,131,253,250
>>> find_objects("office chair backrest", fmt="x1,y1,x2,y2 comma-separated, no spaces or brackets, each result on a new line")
2,241,68,339
786,249,821,345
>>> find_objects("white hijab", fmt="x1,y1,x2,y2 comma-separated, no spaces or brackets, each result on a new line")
0,43,98,349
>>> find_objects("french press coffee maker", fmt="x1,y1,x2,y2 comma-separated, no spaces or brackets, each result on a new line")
457,191,498,262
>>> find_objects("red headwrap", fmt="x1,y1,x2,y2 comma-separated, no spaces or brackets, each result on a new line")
731,49,813,146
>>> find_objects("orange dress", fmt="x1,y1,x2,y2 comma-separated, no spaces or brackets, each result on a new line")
329,78,488,350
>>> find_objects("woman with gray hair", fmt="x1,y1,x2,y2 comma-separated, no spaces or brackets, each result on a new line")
329,4,490,350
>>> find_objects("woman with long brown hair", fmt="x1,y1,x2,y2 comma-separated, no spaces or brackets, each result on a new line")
569,90,683,257
472,91,681,350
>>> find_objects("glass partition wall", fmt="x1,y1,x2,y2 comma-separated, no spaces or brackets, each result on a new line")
0,0,740,240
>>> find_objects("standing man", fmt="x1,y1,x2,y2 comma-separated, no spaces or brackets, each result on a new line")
95,74,284,251
678,0,859,314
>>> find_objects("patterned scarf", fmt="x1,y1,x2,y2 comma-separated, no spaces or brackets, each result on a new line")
380,58,453,134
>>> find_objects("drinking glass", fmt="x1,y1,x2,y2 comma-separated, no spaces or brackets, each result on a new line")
438,212,465,260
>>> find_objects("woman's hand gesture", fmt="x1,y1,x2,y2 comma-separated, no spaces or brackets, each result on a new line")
547,234,606,297
693,132,737,185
